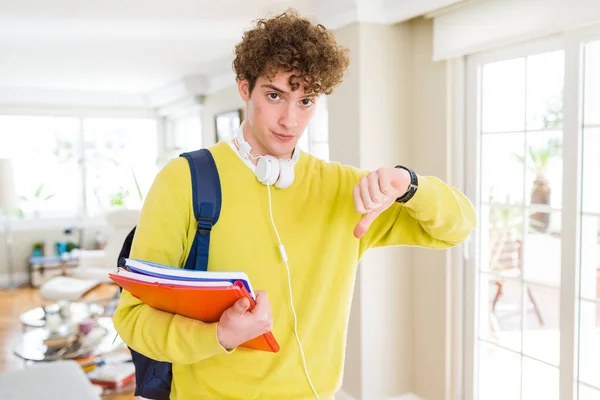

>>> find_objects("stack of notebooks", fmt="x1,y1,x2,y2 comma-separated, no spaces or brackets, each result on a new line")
88,363,135,389
109,258,280,353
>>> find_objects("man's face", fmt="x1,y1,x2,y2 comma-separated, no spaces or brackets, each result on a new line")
238,71,319,159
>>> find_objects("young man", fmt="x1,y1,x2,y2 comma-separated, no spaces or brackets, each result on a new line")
113,9,476,400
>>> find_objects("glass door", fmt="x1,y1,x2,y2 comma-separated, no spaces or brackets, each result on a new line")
577,37,600,400
465,38,566,400
465,28,600,400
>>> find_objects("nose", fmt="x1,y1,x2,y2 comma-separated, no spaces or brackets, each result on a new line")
279,104,297,130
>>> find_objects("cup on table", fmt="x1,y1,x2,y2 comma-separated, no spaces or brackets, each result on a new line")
78,319,95,335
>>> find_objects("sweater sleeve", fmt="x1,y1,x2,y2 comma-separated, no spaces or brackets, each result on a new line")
112,157,233,364
355,170,477,252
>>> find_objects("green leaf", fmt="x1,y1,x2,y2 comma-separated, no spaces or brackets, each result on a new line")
34,184,44,198
131,165,143,201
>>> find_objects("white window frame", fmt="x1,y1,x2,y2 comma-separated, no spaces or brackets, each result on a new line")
463,23,600,400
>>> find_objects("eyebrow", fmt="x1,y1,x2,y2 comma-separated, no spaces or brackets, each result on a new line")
261,84,287,94
261,83,318,100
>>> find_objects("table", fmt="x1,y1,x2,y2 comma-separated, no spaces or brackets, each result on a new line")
12,320,135,398
28,255,78,288
13,317,124,362
20,301,107,330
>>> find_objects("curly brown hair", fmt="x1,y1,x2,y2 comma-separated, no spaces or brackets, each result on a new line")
232,9,350,96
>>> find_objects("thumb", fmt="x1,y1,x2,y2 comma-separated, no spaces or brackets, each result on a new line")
354,209,380,239
232,297,250,315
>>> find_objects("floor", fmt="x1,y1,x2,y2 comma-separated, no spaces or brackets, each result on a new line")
0,284,138,400
482,278,600,400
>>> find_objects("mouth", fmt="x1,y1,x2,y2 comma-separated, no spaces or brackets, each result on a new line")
271,131,295,142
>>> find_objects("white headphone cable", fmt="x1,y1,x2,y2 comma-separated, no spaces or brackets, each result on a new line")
233,137,261,161
266,183,320,400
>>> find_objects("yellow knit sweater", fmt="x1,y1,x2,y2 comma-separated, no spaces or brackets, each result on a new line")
112,141,476,399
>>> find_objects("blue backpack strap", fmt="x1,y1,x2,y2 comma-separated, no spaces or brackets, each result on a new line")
128,148,221,400
179,148,221,272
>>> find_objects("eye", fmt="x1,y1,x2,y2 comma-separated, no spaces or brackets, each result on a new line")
268,93,280,100
300,98,315,107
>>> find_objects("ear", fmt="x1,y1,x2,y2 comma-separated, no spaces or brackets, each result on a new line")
238,79,251,101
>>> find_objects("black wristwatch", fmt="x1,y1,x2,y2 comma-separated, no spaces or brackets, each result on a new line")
394,165,418,203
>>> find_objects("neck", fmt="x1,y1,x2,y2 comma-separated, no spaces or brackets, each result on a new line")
241,123,261,165
240,122,294,163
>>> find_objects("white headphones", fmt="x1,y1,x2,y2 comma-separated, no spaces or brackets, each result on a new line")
234,124,300,189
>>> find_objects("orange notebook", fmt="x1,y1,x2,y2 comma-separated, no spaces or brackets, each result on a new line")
109,272,280,353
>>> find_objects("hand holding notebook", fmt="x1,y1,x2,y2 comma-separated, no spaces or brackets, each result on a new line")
109,258,280,353
217,290,273,350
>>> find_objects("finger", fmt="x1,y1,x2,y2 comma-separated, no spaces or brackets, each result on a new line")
368,171,384,204
377,168,394,196
232,297,250,315
353,184,366,214
354,209,381,239
359,175,377,211
251,291,270,321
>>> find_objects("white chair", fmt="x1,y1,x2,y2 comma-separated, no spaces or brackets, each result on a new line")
72,209,140,283
39,209,139,302
0,360,102,400
38,275,101,302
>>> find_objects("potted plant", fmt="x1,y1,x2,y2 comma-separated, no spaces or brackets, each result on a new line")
109,186,131,208
513,137,562,232
513,94,564,233
19,183,56,219
32,241,44,257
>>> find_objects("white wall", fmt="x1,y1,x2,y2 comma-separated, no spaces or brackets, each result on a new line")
330,20,416,400
411,17,453,400
358,22,415,399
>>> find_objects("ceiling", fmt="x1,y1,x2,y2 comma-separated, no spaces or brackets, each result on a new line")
0,0,464,106
0,0,311,94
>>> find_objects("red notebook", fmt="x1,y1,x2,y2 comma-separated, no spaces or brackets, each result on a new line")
109,272,280,353
88,363,136,389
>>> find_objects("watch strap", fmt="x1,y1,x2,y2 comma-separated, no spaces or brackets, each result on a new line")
394,165,418,203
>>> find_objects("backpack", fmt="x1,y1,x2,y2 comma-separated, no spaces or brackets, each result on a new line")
116,148,222,400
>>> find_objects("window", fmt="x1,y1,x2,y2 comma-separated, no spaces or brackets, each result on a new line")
0,116,82,219
214,109,242,143
474,48,565,400
465,27,600,400
298,96,329,161
0,115,158,220
83,118,158,216
578,37,600,398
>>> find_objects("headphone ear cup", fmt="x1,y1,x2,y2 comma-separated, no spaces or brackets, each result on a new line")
255,156,280,185
275,159,294,189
